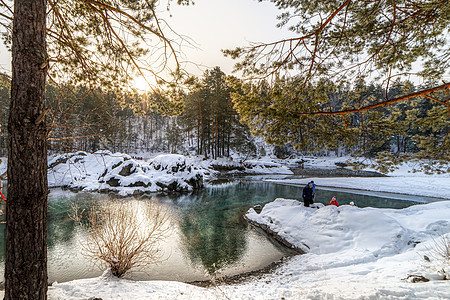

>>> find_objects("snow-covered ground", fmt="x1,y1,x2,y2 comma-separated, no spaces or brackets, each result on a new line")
0,154,449,299
0,151,292,196
46,151,208,195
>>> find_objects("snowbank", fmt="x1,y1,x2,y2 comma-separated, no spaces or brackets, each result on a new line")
47,151,206,196
48,269,215,300
208,157,293,175
240,199,450,299
242,159,293,175
297,155,450,177
246,199,449,257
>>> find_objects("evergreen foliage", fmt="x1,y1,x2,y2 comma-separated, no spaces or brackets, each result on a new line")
224,0,449,164
0,71,257,157
1,0,193,91
179,67,256,158
229,77,449,161
225,0,449,83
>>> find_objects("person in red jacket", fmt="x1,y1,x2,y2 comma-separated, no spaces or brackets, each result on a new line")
329,196,339,207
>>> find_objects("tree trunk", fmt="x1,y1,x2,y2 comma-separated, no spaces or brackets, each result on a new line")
5,0,48,298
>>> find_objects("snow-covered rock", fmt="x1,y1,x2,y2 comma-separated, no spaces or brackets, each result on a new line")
207,157,293,175
48,151,205,196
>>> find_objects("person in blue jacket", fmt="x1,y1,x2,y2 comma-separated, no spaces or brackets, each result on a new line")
302,181,315,207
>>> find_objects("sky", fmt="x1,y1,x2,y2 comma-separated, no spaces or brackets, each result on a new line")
164,0,293,75
0,0,293,87
2,0,447,89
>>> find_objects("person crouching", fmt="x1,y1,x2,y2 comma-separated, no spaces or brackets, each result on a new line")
329,196,339,207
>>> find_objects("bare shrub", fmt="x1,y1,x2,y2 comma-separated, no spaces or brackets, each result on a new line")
72,199,170,278
430,233,450,279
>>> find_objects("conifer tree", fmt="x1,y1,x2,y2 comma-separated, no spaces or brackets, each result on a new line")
225,0,449,159
180,68,255,158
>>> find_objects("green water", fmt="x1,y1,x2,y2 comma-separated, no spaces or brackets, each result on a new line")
0,181,422,283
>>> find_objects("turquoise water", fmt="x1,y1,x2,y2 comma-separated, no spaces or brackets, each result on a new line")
0,180,422,283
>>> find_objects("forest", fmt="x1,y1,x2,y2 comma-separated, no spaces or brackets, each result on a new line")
1,67,447,163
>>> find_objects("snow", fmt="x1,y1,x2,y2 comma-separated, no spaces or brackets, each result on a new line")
0,154,449,299
0,152,292,197
243,159,294,175
292,155,450,177
269,155,450,199
48,270,215,300
242,199,450,299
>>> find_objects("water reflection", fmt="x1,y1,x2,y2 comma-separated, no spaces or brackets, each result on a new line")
177,189,248,274
0,181,423,283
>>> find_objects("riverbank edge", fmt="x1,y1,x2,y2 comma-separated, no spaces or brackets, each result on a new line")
187,256,292,288
187,211,306,288
244,215,306,254
290,167,387,177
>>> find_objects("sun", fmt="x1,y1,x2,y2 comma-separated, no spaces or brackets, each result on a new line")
133,76,156,93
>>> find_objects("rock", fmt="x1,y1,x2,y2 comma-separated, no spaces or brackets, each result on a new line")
171,162,186,173
118,162,136,176
49,152,208,196
111,161,123,169
155,182,167,189
335,162,348,168
184,173,204,189
253,205,263,214
167,181,181,191
210,164,245,171
127,181,149,187
405,275,430,283
106,177,121,187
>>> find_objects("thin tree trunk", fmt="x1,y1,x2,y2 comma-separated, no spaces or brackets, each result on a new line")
6,0,48,298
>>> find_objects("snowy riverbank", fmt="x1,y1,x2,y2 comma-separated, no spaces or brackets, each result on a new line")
267,177,450,200
0,154,448,299
0,151,293,196
43,175,450,299
45,194,450,299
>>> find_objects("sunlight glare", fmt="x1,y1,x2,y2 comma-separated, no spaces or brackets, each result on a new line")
133,76,156,93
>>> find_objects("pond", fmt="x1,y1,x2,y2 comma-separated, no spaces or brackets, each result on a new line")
0,180,427,284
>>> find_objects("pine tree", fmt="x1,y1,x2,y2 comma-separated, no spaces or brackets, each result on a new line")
224,0,449,156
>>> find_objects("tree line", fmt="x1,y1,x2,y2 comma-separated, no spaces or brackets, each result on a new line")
0,67,256,159
0,67,450,160
2,69,446,162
